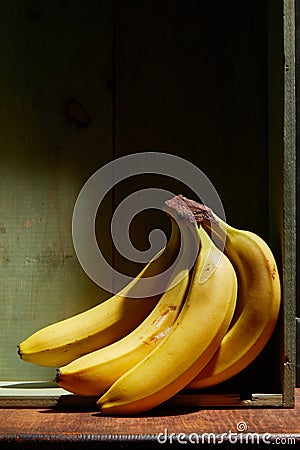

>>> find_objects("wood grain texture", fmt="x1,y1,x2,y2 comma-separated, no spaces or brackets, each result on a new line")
282,0,297,406
0,382,286,409
0,389,299,448
0,0,296,413
0,1,113,381
114,0,269,236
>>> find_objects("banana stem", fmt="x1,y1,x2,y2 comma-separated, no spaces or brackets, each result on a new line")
166,195,227,251
165,195,215,227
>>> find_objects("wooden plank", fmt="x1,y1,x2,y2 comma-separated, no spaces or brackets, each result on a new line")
0,381,68,409
0,1,114,381
0,389,299,449
282,0,297,407
0,381,284,409
165,393,284,408
0,0,295,412
114,0,270,234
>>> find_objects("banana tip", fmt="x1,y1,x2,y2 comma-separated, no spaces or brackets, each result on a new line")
55,368,61,383
96,397,107,414
17,345,22,359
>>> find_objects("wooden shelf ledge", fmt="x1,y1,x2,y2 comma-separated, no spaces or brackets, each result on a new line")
0,389,299,448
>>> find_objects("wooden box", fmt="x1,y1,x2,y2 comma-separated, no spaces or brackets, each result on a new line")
0,0,296,409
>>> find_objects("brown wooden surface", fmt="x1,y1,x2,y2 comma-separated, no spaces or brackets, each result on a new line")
0,4,296,449
0,389,299,448
0,0,294,402
0,0,114,382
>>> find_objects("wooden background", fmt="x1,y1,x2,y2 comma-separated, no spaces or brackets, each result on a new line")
295,0,300,388
0,0,293,396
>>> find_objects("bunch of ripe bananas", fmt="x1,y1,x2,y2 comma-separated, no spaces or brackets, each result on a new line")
18,195,281,415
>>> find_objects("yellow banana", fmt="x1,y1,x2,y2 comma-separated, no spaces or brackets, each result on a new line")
18,217,181,368
56,236,193,396
186,207,281,390
98,223,237,416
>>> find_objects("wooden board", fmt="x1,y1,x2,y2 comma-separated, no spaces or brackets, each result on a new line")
0,381,286,409
0,0,296,408
0,389,299,449
114,0,270,236
0,1,114,381
281,0,297,405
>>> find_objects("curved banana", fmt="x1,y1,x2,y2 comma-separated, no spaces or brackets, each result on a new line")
56,235,193,396
18,217,181,367
98,223,237,415
187,209,281,390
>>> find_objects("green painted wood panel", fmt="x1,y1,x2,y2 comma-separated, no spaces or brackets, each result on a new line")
282,0,296,407
114,0,269,237
0,0,295,408
0,1,113,381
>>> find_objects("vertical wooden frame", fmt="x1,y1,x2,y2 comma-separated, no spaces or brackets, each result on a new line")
0,0,296,408
282,0,296,407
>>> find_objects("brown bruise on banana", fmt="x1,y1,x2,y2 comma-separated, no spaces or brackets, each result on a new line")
141,306,177,346
151,305,177,326
147,327,173,345
268,260,278,280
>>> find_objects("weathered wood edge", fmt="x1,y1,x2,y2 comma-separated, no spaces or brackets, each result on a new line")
164,393,284,408
0,2,295,412
282,0,297,408
0,391,286,410
0,432,299,447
